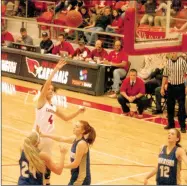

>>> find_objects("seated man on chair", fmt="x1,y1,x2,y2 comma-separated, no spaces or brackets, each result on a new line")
52,34,74,58
40,32,54,54
73,41,91,61
102,40,129,98
152,83,168,114
117,69,146,118
1,26,14,45
16,28,33,45
86,40,108,63
145,68,164,95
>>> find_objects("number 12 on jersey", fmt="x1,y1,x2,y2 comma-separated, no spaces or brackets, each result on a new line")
160,165,170,178
48,115,53,125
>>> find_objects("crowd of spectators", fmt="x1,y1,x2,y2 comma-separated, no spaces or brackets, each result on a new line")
2,0,187,46
139,0,183,26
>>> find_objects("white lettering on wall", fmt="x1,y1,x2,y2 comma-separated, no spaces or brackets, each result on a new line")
2,82,16,95
52,95,67,108
2,60,17,73
37,67,69,84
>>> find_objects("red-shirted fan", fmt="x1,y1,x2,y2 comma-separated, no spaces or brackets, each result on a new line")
2,5,6,16
34,1,47,12
36,11,54,37
65,10,83,28
1,5,6,26
115,1,127,10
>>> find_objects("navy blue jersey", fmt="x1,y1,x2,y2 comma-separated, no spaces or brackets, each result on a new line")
68,138,91,185
156,146,181,185
18,150,43,185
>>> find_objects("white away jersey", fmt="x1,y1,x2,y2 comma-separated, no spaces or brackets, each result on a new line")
33,102,57,134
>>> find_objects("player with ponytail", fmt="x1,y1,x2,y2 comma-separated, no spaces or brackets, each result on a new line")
39,120,96,185
18,131,67,185
144,129,187,185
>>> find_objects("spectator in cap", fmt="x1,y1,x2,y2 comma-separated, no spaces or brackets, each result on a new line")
16,28,33,45
1,26,14,45
73,41,90,61
52,34,74,58
40,32,54,54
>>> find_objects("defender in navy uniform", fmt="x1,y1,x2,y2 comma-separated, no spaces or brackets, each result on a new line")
18,130,67,185
144,129,187,185
69,137,91,185
18,150,43,185
40,120,96,185
156,145,180,185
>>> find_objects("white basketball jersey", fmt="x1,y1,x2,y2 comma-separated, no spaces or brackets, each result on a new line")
33,102,57,134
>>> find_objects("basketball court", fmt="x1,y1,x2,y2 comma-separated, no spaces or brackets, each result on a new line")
1,1,187,184
2,76,187,185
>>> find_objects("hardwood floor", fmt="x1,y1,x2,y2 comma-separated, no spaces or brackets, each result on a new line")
2,77,187,185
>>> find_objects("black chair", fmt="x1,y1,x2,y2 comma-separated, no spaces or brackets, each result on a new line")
145,92,167,111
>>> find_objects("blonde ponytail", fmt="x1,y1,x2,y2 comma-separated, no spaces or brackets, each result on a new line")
23,132,46,178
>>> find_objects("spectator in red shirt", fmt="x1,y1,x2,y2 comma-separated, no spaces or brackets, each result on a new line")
103,40,129,97
84,7,111,46
1,26,14,45
52,34,74,58
105,9,124,34
118,69,146,118
73,41,90,61
86,40,108,63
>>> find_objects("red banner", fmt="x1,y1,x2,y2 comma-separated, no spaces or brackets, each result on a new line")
136,26,165,40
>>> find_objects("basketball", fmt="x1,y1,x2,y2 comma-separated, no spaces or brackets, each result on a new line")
65,10,83,28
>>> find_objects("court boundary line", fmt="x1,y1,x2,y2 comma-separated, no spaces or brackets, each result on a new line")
22,90,170,128
4,82,184,129
21,89,187,129
91,149,146,166
2,124,149,166
93,171,149,185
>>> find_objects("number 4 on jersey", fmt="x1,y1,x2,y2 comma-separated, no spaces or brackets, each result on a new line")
48,115,53,125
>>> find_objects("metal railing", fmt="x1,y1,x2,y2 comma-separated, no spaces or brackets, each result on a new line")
2,16,124,48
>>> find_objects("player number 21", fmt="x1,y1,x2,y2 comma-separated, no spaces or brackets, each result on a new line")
21,161,29,178
160,165,170,178
48,115,53,125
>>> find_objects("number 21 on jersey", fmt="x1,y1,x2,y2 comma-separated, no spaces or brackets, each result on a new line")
21,161,29,178
160,165,170,178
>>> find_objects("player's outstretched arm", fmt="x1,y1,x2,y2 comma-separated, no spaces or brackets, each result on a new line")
36,125,75,144
55,106,85,121
39,145,68,175
37,59,66,109
144,145,163,185
144,166,158,185
40,133,75,144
